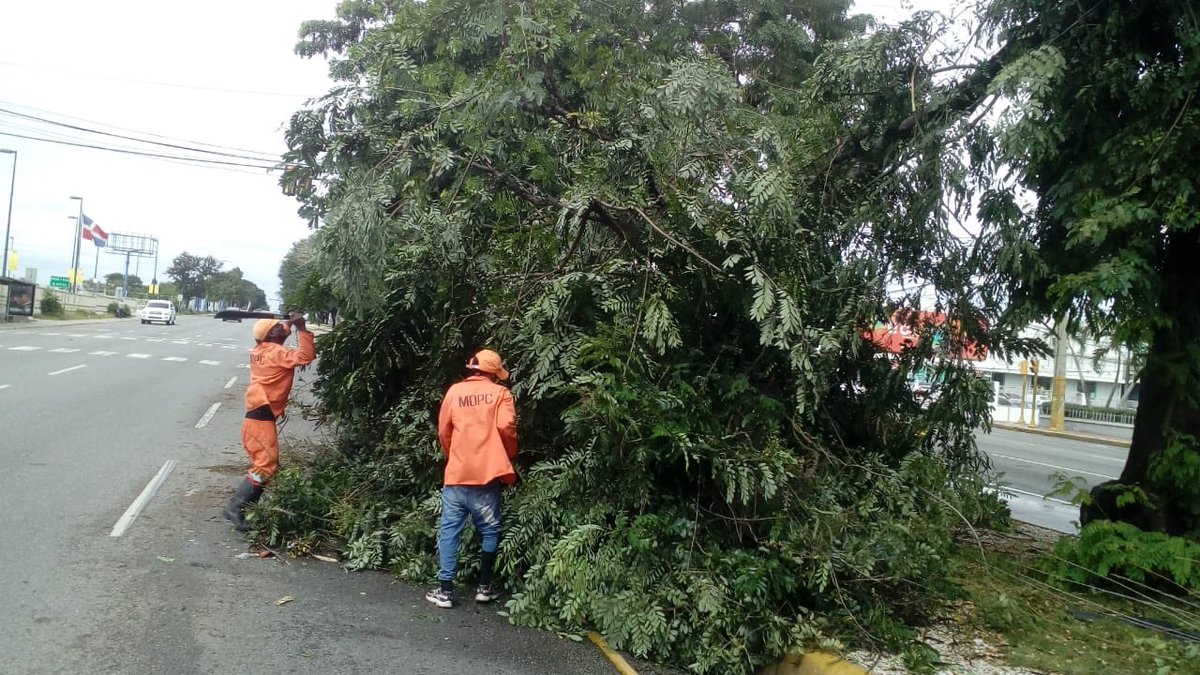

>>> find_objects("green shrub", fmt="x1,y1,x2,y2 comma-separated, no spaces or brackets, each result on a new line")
1043,521,1200,592
39,293,64,316
106,301,120,316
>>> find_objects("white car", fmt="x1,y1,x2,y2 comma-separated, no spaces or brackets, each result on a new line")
140,300,177,325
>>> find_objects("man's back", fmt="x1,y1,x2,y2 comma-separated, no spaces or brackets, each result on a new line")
439,375,517,486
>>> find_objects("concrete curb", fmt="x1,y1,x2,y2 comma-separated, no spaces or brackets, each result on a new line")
993,422,1129,448
0,317,127,330
760,650,867,675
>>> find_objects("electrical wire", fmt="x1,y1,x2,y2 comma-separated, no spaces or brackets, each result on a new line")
0,107,283,163
0,99,286,157
0,130,286,170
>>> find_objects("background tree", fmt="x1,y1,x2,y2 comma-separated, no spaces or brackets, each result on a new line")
979,0,1200,532
165,252,223,306
103,272,143,294
278,234,333,315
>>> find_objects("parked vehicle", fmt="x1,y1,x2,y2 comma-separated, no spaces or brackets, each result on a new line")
140,300,176,325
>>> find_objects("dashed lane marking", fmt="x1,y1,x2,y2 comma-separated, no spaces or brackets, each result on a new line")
224,376,237,389
49,348,81,353
162,356,188,362
195,402,221,429
127,353,152,359
9,346,40,351
48,364,87,376
989,453,1119,481
0,384,10,390
90,350,118,356
109,460,177,537
199,360,221,366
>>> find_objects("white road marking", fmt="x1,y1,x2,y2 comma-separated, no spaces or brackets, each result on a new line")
171,340,190,345
9,346,40,351
195,402,221,428
224,376,238,389
989,453,1118,480
109,460,178,537
988,484,1076,506
89,350,118,356
49,347,81,353
66,333,87,338
147,338,163,343
41,332,61,336
48,364,87,376
162,356,188,362
127,353,152,359
121,337,138,341
199,360,221,366
236,363,249,369
0,384,10,390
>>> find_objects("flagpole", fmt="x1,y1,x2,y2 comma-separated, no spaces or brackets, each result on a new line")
68,196,83,294
93,244,99,282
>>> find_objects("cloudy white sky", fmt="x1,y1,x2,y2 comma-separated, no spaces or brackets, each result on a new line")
0,0,955,308
0,0,338,306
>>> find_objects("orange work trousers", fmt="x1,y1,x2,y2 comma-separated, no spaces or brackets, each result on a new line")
241,418,279,485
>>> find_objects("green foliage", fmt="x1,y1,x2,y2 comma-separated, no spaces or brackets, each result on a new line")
1044,521,1200,592
39,293,64,317
263,0,1028,672
106,301,119,316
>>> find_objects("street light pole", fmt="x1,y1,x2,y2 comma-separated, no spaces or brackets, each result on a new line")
1,149,16,281
69,196,83,294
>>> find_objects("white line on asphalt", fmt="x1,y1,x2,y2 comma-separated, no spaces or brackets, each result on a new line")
49,347,81,353
989,453,1118,480
9,345,40,351
127,353,152,359
224,376,237,389
48,364,87,376
195,402,221,428
987,484,1076,506
121,337,138,341
0,384,10,390
109,460,178,537
41,332,61,336
162,356,188,362
66,333,86,338
89,350,118,356
199,360,220,366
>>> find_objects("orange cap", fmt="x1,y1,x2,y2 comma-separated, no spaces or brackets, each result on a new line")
253,319,283,341
467,349,509,381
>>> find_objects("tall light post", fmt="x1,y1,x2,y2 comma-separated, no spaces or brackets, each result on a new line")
1,149,16,281
69,195,83,293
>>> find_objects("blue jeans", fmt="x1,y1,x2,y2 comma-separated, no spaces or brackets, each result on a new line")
437,483,503,583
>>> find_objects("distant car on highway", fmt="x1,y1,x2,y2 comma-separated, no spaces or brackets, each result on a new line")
140,300,176,325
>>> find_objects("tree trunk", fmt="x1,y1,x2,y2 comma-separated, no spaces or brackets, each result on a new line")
1103,229,1200,533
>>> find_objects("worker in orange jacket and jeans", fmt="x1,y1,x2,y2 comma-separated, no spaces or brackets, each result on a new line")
426,349,518,608
223,312,316,531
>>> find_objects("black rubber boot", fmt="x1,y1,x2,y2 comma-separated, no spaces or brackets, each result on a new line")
223,478,264,532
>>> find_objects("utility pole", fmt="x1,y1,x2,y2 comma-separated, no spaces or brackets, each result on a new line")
1050,312,1069,431
1,149,16,283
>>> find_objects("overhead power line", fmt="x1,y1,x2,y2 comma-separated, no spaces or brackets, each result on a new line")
0,99,286,158
0,107,283,163
0,130,285,170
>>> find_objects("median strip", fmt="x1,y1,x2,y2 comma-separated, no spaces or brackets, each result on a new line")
109,460,177,537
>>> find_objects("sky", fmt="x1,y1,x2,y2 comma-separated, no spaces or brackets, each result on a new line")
0,0,957,309
0,0,339,307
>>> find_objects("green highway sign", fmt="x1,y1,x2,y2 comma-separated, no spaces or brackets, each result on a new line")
49,276,69,289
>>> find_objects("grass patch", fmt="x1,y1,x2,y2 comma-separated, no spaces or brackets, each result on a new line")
953,528,1200,674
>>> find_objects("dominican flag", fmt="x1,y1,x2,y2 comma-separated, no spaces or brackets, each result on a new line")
80,215,109,248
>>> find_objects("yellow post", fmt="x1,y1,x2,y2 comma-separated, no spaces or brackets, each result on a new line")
1029,360,1040,427
1017,360,1028,425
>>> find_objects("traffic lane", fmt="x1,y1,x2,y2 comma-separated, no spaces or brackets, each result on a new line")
0,338,245,669
979,427,1125,478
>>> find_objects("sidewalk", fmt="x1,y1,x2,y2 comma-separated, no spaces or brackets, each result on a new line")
0,316,128,330
992,422,1129,448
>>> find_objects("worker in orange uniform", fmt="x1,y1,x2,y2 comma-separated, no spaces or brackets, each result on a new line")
223,312,316,531
425,349,518,608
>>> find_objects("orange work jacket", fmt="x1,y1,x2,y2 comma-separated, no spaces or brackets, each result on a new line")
438,374,518,486
244,330,316,419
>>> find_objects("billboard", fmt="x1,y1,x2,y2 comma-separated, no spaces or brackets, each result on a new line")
4,279,36,317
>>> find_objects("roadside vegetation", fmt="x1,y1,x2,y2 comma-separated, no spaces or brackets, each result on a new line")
258,0,1200,672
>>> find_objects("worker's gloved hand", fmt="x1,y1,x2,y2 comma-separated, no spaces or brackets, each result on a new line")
288,311,307,332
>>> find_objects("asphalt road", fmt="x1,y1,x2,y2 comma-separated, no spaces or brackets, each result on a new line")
978,427,1127,533
0,316,629,675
